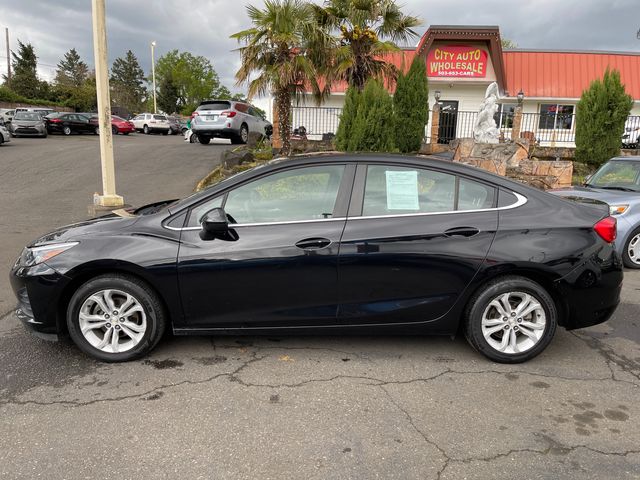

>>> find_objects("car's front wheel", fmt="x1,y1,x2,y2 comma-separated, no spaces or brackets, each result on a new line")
622,227,640,268
464,276,557,363
112,125,118,135
143,125,149,134
67,274,166,362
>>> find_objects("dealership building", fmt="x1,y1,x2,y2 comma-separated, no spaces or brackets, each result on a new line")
257,25,640,146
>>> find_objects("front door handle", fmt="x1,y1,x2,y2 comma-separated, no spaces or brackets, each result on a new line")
444,226,480,237
295,237,331,250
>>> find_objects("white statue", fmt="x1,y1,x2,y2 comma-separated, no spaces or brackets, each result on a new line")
473,82,500,144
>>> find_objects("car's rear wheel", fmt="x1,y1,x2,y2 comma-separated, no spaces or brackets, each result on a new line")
112,125,118,135
67,274,166,362
63,126,72,136
464,276,557,363
198,135,211,144
622,227,640,268
143,125,149,134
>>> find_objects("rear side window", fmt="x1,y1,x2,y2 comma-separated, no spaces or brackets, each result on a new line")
234,103,249,113
362,165,496,216
153,115,166,120
198,101,231,111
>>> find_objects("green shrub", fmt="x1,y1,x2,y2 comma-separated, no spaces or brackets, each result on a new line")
393,56,429,153
335,86,360,151
0,86,64,107
575,69,633,167
347,79,395,152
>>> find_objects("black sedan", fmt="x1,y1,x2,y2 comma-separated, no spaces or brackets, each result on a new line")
10,154,623,363
45,112,99,135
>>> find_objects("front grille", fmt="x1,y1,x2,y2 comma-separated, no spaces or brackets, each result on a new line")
15,127,39,134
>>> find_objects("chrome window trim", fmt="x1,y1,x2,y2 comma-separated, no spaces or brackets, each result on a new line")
163,192,527,231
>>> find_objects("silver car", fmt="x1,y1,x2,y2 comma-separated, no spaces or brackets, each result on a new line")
551,155,640,268
0,124,10,145
7,111,47,138
191,100,272,145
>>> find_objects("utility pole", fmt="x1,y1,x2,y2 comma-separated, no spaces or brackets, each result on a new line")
150,40,157,113
4,28,10,85
91,0,124,207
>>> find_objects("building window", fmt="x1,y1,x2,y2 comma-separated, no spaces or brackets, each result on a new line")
538,104,575,130
494,103,517,128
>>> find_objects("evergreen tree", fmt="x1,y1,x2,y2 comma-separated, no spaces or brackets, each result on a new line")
55,48,88,88
157,75,180,114
335,86,360,150
393,56,429,153
110,50,147,114
348,79,395,152
5,40,39,98
575,69,633,167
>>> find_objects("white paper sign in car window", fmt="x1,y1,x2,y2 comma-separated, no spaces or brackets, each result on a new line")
385,170,419,210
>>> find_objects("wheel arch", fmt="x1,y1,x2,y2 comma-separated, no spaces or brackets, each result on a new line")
56,261,174,336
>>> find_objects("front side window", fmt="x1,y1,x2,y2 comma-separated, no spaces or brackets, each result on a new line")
223,165,345,224
539,104,574,130
362,165,495,216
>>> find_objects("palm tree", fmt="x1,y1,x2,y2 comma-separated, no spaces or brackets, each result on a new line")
313,0,421,91
232,0,331,154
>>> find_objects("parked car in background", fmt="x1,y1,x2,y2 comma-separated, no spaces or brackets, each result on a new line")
15,107,55,117
45,112,99,135
168,116,187,135
111,115,135,135
0,108,15,125
6,111,47,138
191,100,272,145
0,124,10,145
10,154,622,363
551,155,640,268
131,113,170,134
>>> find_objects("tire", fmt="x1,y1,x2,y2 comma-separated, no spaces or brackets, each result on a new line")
622,227,640,269
63,126,72,136
94,126,100,135
189,133,199,143
112,125,118,135
41,132,47,139
66,274,166,362
162,130,168,136
463,276,557,363
123,132,129,135
198,135,211,145
239,123,249,144
143,124,149,134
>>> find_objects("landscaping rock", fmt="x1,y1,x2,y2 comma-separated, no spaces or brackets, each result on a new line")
247,131,263,148
221,149,255,169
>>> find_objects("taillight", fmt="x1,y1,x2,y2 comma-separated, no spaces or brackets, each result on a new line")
49,118,61,123
220,111,237,118
594,216,617,243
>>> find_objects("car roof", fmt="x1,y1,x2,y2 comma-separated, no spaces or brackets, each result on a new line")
610,156,640,161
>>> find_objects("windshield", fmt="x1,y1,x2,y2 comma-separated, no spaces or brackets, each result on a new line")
587,161,640,192
14,112,43,121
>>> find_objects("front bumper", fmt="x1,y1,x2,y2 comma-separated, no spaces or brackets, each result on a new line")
10,263,70,340
11,126,46,136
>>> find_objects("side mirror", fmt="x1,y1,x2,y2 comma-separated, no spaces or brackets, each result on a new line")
201,208,229,238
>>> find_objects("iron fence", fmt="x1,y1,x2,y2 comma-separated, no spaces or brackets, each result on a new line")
623,116,640,148
437,110,476,144
519,112,576,145
290,106,342,141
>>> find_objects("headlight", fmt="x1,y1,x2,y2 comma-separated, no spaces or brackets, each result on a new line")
18,242,79,267
609,204,629,216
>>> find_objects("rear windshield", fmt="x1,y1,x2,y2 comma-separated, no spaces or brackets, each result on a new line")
14,112,42,121
153,115,167,120
197,101,231,111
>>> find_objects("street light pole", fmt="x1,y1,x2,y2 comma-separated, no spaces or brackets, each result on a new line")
151,41,157,114
91,0,123,207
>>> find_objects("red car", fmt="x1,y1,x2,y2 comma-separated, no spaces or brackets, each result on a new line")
111,116,135,135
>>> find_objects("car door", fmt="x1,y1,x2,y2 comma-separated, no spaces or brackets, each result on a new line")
248,107,264,135
337,163,498,326
176,163,355,330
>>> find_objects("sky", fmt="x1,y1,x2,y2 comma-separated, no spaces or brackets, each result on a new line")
1,0,639,93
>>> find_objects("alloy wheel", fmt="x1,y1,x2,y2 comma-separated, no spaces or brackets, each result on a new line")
481,291,546,354
241,125,248,143
78,289,147,354
627,233,640,265
63,126,71,135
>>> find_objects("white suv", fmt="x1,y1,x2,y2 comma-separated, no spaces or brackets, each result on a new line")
131,113,170,135
191,100,272,145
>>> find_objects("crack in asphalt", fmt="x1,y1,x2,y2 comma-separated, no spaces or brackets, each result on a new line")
570,331,640,383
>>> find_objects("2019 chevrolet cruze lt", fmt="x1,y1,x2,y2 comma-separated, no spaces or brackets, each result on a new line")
10,154,623,363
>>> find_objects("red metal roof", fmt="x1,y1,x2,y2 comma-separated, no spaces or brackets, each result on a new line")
503,50,640,100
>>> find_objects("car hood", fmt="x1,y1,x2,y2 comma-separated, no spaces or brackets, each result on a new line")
549,186,640,204
30,214,140,247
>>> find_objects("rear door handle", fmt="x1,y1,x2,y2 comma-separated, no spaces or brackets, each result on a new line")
444,226,480,237
295,237,331,250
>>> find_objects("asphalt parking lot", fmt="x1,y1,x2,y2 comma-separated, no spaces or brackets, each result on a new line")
0,134,639,479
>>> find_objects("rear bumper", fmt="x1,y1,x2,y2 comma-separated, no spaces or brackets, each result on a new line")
191,126,238,138
556,245,623,330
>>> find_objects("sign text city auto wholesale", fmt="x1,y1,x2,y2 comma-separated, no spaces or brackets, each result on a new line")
427,45,489,78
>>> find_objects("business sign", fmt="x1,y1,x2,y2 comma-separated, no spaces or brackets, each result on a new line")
427,45,488,78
